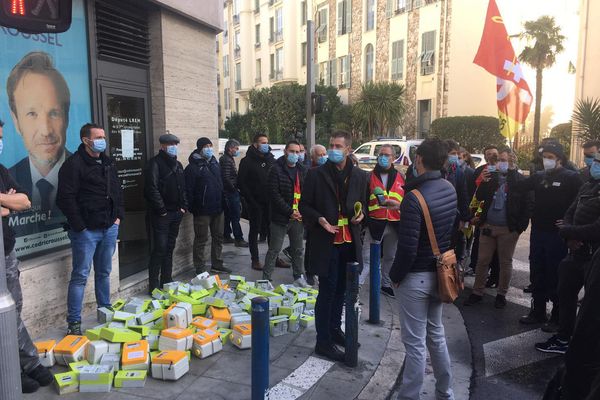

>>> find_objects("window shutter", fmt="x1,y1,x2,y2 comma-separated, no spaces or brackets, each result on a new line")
330,59,337,87
386,0,393,18
338,2,343,35
347,55,352,88
346,0,352,33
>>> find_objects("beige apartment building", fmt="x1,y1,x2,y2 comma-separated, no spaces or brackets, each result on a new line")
218,0,497,137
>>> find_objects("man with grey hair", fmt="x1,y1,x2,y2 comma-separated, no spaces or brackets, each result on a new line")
220,138,248,247
310,144,328,167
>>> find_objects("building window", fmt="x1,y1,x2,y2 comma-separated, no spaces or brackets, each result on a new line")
256,59,262,83
337,0,352,35
255,0,260,13
235,98,240,113
339,55,351,88
223,20,228,43
317,7,328,43
275,8,283,42
275,47,283,79
255,24,261,47
223,55,229,77
224,89,230,110
364,43,374,82
234,31,241,58
319,61,327,84
301,42,307,66
235,62,241,90
387,0,408,17
365,0,375,31
420,30,436,75
328,59,338,87
232,0,240,24
301,1,307,25
391,39,404,80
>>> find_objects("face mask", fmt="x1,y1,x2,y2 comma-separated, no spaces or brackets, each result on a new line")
287,153,299,165
448,154,459,165
89,138,106,153
543,157,557,171
585,156,595,168
378,155,390,169
487,165,497,173
233,150,240,157
317,155,328,165
165,145,177,157
258,143,269,154
497,161,509,173
459,159,465,167
0,139,3,156
591,162,600,180
202,147,214,159
299,152,305,162
327,149,344,164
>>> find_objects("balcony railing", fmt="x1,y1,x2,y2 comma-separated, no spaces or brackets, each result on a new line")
235,80,241,90
234,46,241,59
232,14,240,25
275,30,283,42
255,42,261,49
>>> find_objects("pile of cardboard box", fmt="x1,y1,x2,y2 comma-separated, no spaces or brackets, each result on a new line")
34,273,317,394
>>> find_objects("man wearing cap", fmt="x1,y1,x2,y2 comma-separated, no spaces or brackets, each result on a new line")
185,137,231,274
144,133,188,293
510,142,582,325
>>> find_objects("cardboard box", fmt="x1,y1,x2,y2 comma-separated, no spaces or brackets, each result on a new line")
217,328,232,344
54,371,79,395
137,308,163,325
300,314,315,328
113,310,137,327
192,303,208,316
231,324,251,349
164,302,192,328
192,329,222,359
85,328,102,341
129,325,150,337
270,316,289,337
34,339,56,367
107,342,121,354
69,360,90,374
230,312,251,328
114,370,147,388
191,316,218,331
124,298,145,314
207,306,231,328
163,281,180,292
55,335,89,365
86,340,109,364
97,307,114,324
100,327,142,343
159,328,194,351
122,340,150,370
151,351,189,381
99,353,120,370
152,288,167,300
288,313,300,333
112,299,126,311
79,364,114,393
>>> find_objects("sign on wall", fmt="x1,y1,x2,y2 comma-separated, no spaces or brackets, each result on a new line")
0,0,91,257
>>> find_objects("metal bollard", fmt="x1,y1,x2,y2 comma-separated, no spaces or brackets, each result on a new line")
368,241,381,324
345,262,360,368
0,216,22,400
251,296,270,400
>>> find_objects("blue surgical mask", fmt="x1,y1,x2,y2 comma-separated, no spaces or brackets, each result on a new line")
497,161,509,173
233,150,240,157
259,143,270,154
487,165,497,173
90,138,106,153
0,139,3,156
287,153,299,165
327,149,344,164
378,155,390,169
318,155,328,165
166,145,177,157
448,154,459,165
591,162,600,180
202,147,214,159
299,152,305,162
585,156,595,168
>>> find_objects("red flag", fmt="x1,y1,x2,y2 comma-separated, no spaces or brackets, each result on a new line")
474,0,532,140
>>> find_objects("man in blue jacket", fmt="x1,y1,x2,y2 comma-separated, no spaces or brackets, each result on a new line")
185,137,231,274
389,138,457,400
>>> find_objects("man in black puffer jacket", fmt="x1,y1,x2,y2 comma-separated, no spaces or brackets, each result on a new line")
57,123,124,336
389,138,456,400
238,133,275,270
144,133,188,293
220,139,248,247
185,137,230,274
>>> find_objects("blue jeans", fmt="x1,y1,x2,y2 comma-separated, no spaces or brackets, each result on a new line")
224,191,244,240
530,227,568,308
67,224,119,323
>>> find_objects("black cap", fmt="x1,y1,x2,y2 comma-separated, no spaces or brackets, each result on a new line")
196,137,213,149
159,133,180,144
541,142,565,158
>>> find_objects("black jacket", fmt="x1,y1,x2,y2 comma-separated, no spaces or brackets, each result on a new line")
184,151,223,216
475,170,531,233
219,152,238,193
144,150,188,215
390,171,457,283
559,178,600,247
0,164,26,253
57,144,124,232
463,165,476,200
510,167,582,231
238,145,275,207
299,159,368,277
443,164,470,222
268,156,306,224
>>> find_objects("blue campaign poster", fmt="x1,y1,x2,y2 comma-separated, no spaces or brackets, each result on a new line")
0,0,91,257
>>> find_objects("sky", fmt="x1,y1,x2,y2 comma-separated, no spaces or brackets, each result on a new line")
496,0,580,128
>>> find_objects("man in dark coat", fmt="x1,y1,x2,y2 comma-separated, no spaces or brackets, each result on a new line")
300,130,368,362
578,140,599,181
144,133,188,293
220,138,248,247
238,133,275,270
185,137,230,274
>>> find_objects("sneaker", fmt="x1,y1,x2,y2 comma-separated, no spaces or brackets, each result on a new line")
27,364,53,386
381,286,395,298
523,284,534,294
315,343,345,362
234,239,249,248
223,237,235,244
211,265,232,274
494,295,507,309
463,293,483,306
276,257,291,268
21,373,40,394
535,335,569,354
294,275,310,288
67,321,82,336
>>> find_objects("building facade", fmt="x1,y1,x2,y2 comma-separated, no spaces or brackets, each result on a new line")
0,0,222,336
218,0,498,137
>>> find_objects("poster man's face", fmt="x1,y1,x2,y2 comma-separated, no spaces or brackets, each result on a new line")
11,72,67,168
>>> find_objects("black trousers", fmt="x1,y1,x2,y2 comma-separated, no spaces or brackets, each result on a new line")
248,202,269,261
148,211,183,291
557,255,588,340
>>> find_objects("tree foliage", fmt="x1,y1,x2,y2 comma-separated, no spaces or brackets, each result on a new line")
549,122,572,156
430,116,506,153
352,82,406,140
573,97,600,143
223,112,254,143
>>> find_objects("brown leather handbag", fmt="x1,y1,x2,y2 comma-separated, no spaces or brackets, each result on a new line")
413,189,464,303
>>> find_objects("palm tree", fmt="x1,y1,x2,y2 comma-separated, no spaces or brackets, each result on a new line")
572,97,600,142
517,16,565,149
352,82,406,140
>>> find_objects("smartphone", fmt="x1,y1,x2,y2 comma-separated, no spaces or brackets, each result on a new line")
376,194,386,206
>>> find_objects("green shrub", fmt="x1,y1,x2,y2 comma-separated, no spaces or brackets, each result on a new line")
430,116,506,153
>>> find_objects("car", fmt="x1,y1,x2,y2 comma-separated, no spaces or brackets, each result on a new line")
470,154,485,169
269,144,286,161
352,138,423,172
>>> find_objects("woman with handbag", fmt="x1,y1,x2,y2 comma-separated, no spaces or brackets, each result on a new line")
388,138,459,400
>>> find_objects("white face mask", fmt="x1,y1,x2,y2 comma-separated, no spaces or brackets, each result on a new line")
543,157,557,171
